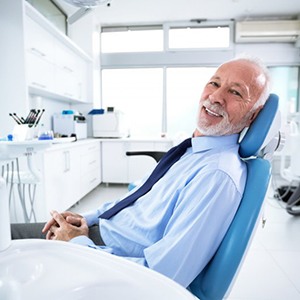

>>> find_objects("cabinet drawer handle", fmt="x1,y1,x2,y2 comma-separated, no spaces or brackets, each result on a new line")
64,92,74,97
30,47,46,57
89,177,97,184
89,160,97,165
64,151,70,172
32,82,46,89
63,66,74,73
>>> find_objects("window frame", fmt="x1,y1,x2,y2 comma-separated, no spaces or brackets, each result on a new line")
164,21,234,51
99,22,300,137
101,25,164,53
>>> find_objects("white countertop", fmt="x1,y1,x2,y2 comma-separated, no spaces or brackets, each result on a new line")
46,137,173,151
94,137,173,142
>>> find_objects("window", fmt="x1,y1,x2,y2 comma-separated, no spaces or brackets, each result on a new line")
101,27,163,53
168,25,231,49
269,67,299,115
101,23,232,138
166,67,216,137
100,23,300,139
102,69,163,137
101,67,217,138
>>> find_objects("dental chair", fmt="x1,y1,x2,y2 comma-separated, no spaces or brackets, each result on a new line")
126,94,281,299
188,93,282,299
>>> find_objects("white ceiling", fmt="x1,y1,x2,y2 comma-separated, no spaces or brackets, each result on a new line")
57,0,300,26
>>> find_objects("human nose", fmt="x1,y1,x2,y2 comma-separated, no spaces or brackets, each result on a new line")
209,87,225,106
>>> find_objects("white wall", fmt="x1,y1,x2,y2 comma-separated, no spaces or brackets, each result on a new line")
0,0,28,137
101,43,300,68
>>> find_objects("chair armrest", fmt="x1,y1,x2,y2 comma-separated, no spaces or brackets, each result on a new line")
125,151,166,163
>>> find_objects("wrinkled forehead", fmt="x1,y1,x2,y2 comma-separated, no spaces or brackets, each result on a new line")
214,60,266,97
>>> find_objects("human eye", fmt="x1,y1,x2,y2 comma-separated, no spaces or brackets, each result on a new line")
208,81,220,88
229,88,242,98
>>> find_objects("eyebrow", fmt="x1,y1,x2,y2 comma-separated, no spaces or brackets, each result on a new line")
211,76,247,92
232,82,246,90
210,75,221,81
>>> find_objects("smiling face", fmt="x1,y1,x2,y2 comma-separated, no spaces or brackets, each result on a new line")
195,59,267,136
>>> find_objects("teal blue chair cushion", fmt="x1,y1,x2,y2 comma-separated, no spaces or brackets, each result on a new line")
188,94,279,299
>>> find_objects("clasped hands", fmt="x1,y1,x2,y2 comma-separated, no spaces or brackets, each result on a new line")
42,210,89,241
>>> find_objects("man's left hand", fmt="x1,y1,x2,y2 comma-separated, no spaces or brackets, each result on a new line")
46,210,89,241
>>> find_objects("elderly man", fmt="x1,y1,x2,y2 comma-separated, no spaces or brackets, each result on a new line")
12,56,271,288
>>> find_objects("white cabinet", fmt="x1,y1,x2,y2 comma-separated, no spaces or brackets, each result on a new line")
102,142,128,183
25,15,55,64
42,146,81,213
39,140,101,219
24,5,92,103
26,51,56,92
54,42,88,101
0,0,93,136
102,140,173,184
80,142,101,198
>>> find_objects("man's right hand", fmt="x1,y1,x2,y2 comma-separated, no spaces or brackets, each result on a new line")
42,211,83,235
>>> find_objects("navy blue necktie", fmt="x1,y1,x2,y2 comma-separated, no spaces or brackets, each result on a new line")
99,138,192,219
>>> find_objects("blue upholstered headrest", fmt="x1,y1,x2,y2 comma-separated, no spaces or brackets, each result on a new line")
239,93,279,159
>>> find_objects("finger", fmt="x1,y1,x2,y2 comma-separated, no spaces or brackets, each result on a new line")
46,230,54,240
42,211,72,233
42,217,57,233
66,216,82,226
78,218,89,237
81,218,89,234
81,217,88,228
51,210,67,227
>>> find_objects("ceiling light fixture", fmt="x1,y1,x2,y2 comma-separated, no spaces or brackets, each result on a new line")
63,0,112,24
63,0,111,8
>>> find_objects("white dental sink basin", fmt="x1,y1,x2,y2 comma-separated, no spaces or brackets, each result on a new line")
0,240,196,300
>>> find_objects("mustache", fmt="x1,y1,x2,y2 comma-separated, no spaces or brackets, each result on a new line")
202,99,227,118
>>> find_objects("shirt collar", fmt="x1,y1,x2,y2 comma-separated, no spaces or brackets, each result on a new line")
191,134,240,153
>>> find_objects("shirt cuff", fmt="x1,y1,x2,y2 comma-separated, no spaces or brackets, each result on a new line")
70,235,114,253
70,235,96,247
82,211,100,227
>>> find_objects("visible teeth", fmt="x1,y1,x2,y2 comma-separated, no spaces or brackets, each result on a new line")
205,107,222,117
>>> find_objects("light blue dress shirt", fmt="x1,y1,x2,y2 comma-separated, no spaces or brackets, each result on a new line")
71,134,247,287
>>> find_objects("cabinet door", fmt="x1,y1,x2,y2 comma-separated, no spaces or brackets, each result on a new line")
25,13,90,103
75,59,88,101
102,142,128,183
54,42,88,101
80,142,101,197
25,16,56,93
25,16,55,64
101,140,173,184
26,52,55,92
43,147,81,212
54,66,78,99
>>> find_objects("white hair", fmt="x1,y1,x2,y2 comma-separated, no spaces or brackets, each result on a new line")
228,54,272,111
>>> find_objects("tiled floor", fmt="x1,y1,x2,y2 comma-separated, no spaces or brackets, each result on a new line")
70,181,300,300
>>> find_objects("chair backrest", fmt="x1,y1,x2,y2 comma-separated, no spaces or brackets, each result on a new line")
188,94,280,300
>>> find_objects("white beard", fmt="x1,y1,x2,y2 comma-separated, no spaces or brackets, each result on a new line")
196,99,250,136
